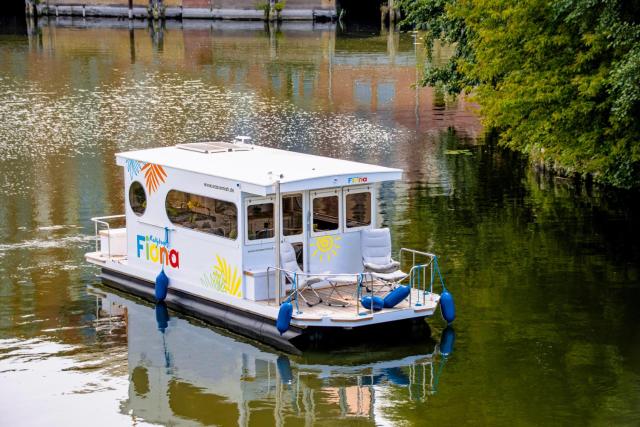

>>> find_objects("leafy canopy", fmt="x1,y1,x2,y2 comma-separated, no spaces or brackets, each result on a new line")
398,0,640,188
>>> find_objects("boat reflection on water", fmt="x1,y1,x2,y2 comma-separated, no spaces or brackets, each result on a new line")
88,285,453,425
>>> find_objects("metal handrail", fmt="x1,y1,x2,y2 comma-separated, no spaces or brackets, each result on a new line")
91,214,125,260
399,247,435,269
266,267,376,316
266,246,441,315
399,248,437,307
398,262,433,307
138,218,175,231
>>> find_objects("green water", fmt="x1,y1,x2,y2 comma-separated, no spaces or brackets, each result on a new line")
0,18,639,426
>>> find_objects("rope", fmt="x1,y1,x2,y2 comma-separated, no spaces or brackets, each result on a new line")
434,256,447,292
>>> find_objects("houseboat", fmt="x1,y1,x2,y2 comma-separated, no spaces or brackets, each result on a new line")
85,137,454,353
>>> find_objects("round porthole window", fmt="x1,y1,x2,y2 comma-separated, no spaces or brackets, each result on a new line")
129,181,147,216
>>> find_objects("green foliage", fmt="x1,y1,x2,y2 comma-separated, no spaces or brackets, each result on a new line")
397,0,475,94
274,1,286,12
147,0,165,20
256,1,270,18
256,1,286,19
398,0,640,188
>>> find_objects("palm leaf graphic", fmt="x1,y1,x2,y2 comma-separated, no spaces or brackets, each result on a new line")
205,255,242,297
125,159,142,180
227,267,241,296
200,271,224,291
141,163,167,194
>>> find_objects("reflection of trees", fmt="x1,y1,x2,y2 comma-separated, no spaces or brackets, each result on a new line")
384,133,640,424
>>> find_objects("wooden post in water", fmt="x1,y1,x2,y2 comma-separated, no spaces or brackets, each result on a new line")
129,21,136,63
25,0,34,17
269,21,277,59
269,0,276,21
388,0,399,23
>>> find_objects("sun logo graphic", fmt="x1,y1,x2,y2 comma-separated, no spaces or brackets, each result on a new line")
310,235,342,261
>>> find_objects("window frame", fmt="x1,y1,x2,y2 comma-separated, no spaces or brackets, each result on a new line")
343,185,373,233
281,192,304,241
165,189,238,241
310,188,342,237
128,180,147,217
244,196,276,245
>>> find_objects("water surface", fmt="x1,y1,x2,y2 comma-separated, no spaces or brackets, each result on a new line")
0,18,639,426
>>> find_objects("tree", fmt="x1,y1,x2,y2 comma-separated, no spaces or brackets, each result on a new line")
398,0,640,188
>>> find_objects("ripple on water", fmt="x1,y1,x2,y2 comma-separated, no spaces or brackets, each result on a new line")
0,337,138,425
0,234,93,253
0,73,409,163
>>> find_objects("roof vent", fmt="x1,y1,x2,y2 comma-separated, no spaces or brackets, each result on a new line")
234,136,253,145
176,141,252,153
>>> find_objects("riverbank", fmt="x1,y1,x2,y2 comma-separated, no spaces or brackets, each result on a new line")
28,0,336,21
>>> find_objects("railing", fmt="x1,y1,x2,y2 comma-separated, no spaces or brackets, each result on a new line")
398,248,445,307
266,267,377,317
90,214,125,260
266,247,444,317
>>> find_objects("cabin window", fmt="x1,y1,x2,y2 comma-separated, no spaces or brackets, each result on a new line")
129,181,147,216
283,193,303,236
346,192,371,228
165,190,237,240
312,195,340,233
247,202,274,241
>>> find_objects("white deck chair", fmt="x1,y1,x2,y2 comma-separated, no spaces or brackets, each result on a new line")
280,242,323,307
360,228,407,285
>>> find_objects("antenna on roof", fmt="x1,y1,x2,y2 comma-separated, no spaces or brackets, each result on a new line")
234,136,252,145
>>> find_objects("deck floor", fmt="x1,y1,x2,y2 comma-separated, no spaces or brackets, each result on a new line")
86,251,128,264
256,281,438,321
86,252,438,322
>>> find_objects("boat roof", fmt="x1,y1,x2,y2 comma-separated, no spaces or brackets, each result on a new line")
116,141,403,196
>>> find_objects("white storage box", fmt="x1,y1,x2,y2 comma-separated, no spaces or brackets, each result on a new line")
99,228,127,257
243,269,285,301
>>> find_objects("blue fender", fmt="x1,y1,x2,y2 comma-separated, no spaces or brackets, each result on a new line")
155,269,169,302
383,285,411,308
155,302,169,333
361,295,384,311
440,325,455,356
276,302,293,335
276,355,293,384
383,367,410,386
440,290,455,323
361,374,384,386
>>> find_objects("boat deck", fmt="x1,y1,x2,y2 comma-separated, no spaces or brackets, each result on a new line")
86,251,127,264
256,281,439,322
86,251,439,325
